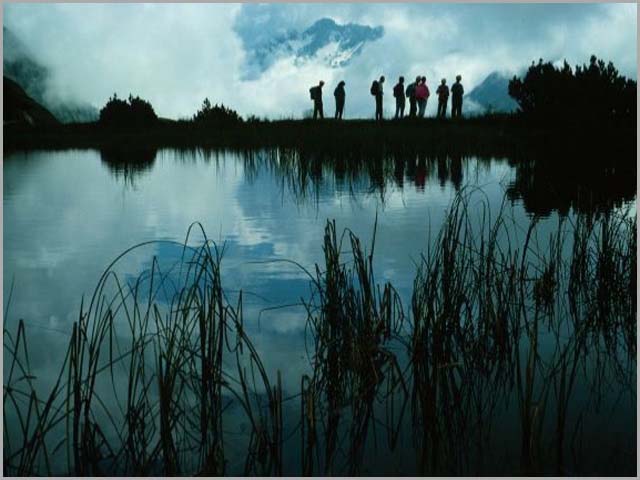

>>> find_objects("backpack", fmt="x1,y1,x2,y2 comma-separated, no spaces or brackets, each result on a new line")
309,87,316,100
393,83,403,98
370,80,379,96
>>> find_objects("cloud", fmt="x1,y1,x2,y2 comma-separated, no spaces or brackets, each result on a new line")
4,3,636,119
5,3,244,118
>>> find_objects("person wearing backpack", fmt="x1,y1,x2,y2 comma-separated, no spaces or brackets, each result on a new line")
393,76,406,119
310,80,325,119
333,81,346,119
371,75,385,121
451,75,464,118
405,76,420,117
415,76,430,118
436,78,450,118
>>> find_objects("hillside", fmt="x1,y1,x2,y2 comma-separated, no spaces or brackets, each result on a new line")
3,26,98,123
4,76,60,127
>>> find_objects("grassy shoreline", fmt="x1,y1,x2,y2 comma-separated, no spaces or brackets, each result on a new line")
4,116,636,159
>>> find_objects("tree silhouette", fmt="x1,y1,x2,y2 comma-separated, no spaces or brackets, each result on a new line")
508,55,636,124
99,93,158,128
192,98,243,126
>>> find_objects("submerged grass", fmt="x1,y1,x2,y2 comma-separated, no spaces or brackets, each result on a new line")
3,190,636,476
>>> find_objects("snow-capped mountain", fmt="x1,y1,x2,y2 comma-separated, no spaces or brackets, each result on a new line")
240,18,384,80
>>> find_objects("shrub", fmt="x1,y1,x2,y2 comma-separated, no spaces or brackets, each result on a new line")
192,98,243,126
508,55,636,124
99,93,158,127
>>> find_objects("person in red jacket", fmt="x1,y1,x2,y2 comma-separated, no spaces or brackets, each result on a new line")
415,76,430,118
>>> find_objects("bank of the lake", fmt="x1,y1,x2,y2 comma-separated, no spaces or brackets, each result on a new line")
4,116,636,161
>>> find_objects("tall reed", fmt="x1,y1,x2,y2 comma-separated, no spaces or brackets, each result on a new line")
3,191,636,476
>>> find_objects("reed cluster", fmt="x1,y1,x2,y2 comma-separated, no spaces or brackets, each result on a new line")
3,191,636,476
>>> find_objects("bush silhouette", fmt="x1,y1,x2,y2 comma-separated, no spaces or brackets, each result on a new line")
193,98,243,126
99,93,158,127
509,55,636,124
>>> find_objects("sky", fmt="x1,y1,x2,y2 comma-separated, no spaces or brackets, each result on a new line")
4,2,637,119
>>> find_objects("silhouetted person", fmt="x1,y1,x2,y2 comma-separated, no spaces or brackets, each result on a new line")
416,76,430,118
334,81,346,119
393,76,406,119
436,78,449,118
310,80,325,119
451,75,464,118
406,76,420,117
371,75,385,121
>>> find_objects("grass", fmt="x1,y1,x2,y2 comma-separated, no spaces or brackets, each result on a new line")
5,226,283,476
299,218,407,475
4,115,636,161
3,189,636,476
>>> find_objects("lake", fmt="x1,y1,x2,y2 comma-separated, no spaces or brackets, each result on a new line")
3,148,636,475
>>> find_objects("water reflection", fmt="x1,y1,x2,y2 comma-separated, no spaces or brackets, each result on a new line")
3,147,636,476
99,146,636,216
4,196,635,476
100,147,158,187
506,154,636,216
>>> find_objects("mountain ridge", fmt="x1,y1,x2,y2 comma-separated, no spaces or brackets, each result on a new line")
239,17,384,80
466,71,519,113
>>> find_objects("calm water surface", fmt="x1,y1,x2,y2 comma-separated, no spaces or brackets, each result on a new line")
4,149,513,345
3,149,636,475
